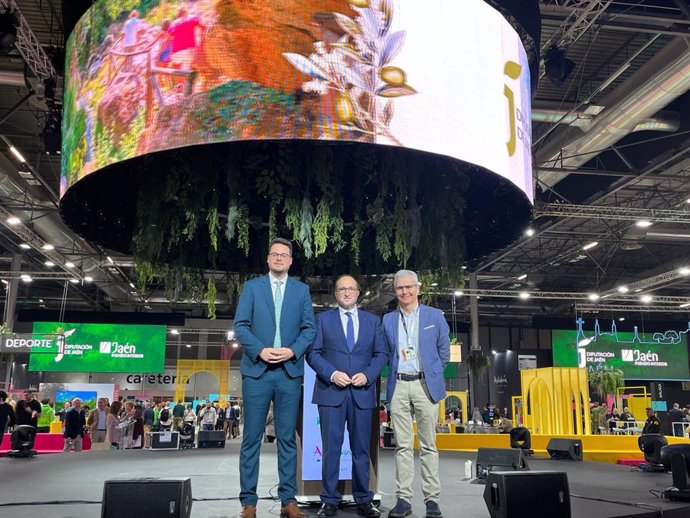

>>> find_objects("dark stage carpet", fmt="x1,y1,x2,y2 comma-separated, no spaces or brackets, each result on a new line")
1,442,689,517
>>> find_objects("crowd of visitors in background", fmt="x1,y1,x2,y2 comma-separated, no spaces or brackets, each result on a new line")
0,390,245,452
590,401,690,436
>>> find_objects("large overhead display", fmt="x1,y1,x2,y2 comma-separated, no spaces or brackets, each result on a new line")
29,322,166,373
552,320,690,381
61,0,531,201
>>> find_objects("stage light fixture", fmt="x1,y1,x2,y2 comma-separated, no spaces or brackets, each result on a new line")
9,146,25,163
42,244,54,250
8,425,37,458
617,286,629,293
619,317,625,322
588,293,600,301
42,108,62,155
517,274,527,281
44,261,55,267
19,243,30,249
65,262,75,268
525,228,535,237
170,329,179,335
69,278,79,284
0,8,18,55
582,241,598,251
638,433,667,471
636,220,652,228
454,290,464,296
518,291,530,299
544,45,576,86
679,267,690,276
681,303,690,309
84,276,93,282
640,294,653,303
6,216,20,225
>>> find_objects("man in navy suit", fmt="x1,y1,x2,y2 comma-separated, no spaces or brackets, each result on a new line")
383,270,449,518
234,238,316,518
307,275,388,518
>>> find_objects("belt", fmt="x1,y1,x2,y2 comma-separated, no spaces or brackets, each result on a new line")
96,428,107,431
396,372,424,381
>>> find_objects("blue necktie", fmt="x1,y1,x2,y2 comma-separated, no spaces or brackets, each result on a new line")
274,281,283,347
346,312,355,350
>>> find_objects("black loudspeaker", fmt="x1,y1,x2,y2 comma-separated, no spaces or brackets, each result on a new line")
661,443,690,472
476,448,529,480
484,471,570,518
102,478,192,518
546,438,582,461
198,430,225,448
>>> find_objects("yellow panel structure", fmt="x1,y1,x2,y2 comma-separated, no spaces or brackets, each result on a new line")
438,391,468,424
173,359,230,406
617,386,651,422
521,367,591,436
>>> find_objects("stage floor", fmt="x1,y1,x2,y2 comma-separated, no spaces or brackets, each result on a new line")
0,442,689,518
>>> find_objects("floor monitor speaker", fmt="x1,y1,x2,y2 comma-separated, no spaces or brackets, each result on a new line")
102,478,192,518
483,471,570,518
476,448,529,480
546,438,583,461
198,430,226,448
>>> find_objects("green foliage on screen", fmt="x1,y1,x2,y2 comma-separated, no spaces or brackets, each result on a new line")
29,322,166,373
552,326,690,380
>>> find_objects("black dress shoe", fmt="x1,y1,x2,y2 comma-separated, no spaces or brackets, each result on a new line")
317,503,338,517
356,501,381,517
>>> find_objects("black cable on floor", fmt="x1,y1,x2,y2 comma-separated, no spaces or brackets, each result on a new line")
570,493,664,517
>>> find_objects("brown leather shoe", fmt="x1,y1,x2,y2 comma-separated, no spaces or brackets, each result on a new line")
281,501,307,518
239,504,256,518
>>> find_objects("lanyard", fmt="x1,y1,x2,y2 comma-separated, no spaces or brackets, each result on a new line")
399,309,416,348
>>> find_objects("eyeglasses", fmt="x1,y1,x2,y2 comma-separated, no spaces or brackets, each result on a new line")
395,284,418,292
268,252,291,259
335,287,359,293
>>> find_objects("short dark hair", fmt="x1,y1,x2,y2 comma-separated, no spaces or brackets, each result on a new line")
334,274,360,291
41,398,49,405
646,407,653,412
269,237,293,255
0,390,7,401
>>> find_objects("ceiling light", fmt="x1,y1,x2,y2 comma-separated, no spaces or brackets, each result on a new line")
185,344,192,348
20,274,30,280
65,262,75,268
681,303,690,309
679,267,690,276
588,293,600,301
44,261,55,267
6,216,20,225
640,294,653,303
84,276,93,282
365,291,370,296
38,299,43,303
634,288,642,293
517,274,527,281
22,277,32,283
69,278,79,284
430,282,438,287
525,228,535,237
618,317,625,322
686,198,690,204
232,342,239,349
9,146,26,163
42,244,54,250
1,280,7,285
582,242,598,251
19,243,30,249
454,290,464,297
635,220,652,228
107,256,114,264
491,350,497,354
617,286,629,293
170,329,179,335
518,291,530,300
129,282,135,289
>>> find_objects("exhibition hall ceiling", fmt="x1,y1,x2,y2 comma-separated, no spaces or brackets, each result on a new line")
0,0,689,326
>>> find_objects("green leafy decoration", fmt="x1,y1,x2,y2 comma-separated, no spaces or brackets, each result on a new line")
236,204,250,256
284,196,301,242
135,261,155,294
207,207,220,252
298,196,314,258
206,278,217,320
313,199,331,257
225,198,239,243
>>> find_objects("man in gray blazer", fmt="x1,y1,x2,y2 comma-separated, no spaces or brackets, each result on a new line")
382,270,450,518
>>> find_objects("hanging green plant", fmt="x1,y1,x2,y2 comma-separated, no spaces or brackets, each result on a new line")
589,368,624,400
207,207,220,252
206,277,217,320
466,353,491,376
298,195,314,258
135,261,155,293
236,203,250,255
284,196,301,242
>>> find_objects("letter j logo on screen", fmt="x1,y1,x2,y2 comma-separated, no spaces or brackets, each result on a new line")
622,349,634,362
100,342,112,353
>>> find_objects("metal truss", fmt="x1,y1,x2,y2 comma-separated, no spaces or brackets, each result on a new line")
0,204,82,279
540,0,614,78
576,304,690,313
0,0,56,82
535,203,690,223
0,270,76,280
599,267,690,297
442,288,690,305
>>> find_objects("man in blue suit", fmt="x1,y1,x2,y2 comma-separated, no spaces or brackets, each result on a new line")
307,275,388,518
383,270,450,518
234,237,316,518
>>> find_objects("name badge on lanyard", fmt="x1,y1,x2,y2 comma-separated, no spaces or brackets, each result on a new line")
400,310,418,361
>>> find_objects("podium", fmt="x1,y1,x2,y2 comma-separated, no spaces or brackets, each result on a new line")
297,365,381,503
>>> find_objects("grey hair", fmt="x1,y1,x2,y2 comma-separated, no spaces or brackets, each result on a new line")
71,398,82,404
394,270,420,287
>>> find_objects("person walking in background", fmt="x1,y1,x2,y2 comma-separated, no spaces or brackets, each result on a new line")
63,398,86,452
233,237,316,518
0,390,16,444
106,401,122,450
172,400,185,430
383,270,450,518
306,274,388,518
37,398,54,433
15,390,41,429
87,398,109,450
142,401,154,447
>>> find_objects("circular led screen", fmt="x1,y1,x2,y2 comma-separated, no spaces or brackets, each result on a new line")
61,0,532,202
